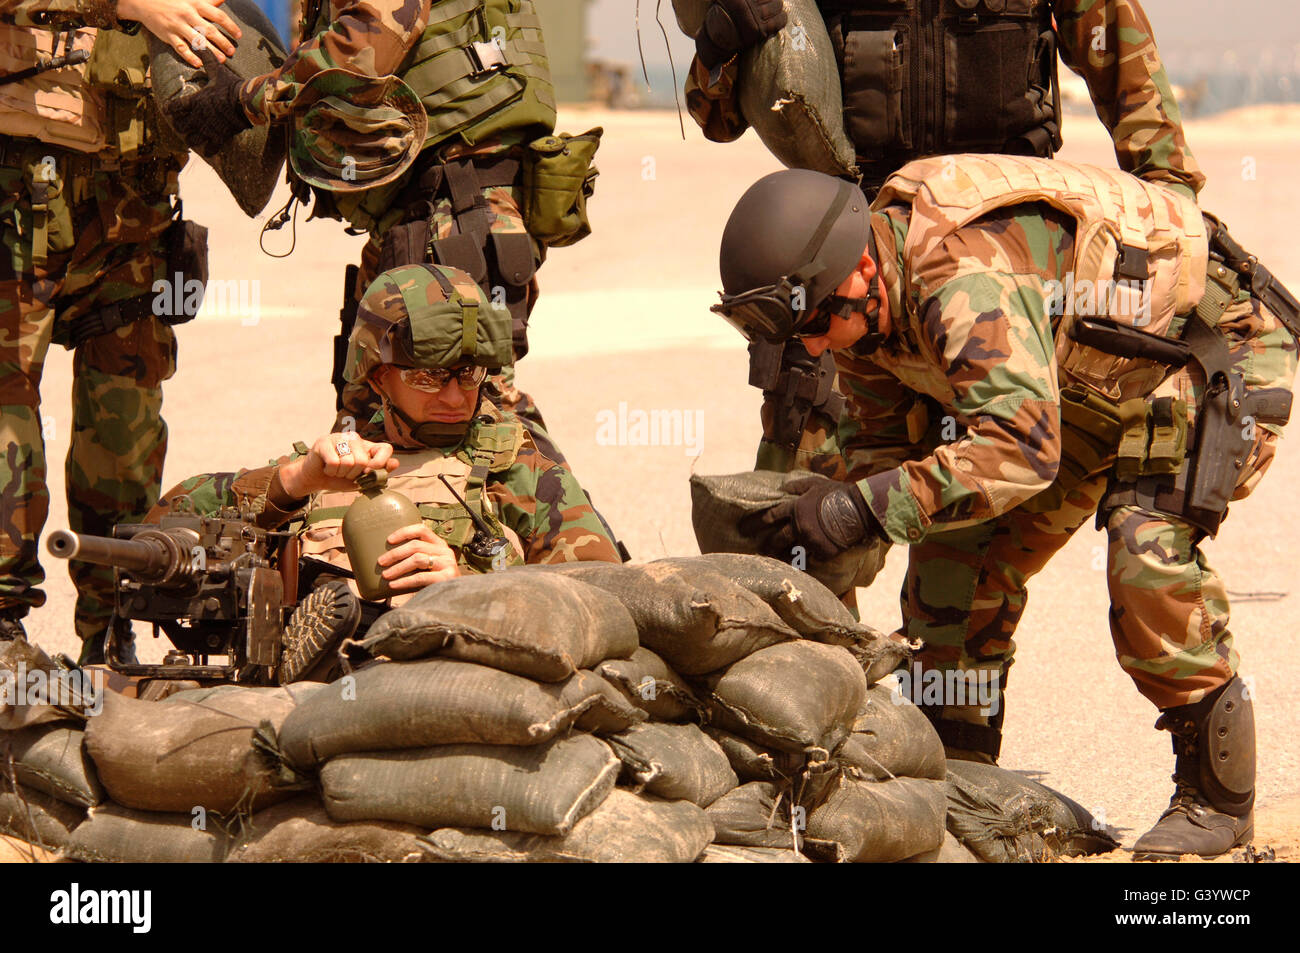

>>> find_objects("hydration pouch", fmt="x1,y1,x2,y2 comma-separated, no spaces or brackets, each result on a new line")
522,127,602,248
160,216,209,326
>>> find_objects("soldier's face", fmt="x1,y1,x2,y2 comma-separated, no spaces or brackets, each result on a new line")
374,365,480,423
801,274,870,357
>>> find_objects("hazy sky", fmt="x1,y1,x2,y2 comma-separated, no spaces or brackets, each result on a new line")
588,0,1300,75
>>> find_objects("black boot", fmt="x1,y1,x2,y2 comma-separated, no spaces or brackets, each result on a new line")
1133,676,1255,861
279,579,361,684
0,608,28,642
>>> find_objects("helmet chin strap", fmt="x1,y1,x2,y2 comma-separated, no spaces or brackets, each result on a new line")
823,223,886,355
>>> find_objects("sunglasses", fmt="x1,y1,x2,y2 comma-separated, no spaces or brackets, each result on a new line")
396,365,488,393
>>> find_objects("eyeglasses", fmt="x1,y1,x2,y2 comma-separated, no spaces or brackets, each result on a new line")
397,365,488,393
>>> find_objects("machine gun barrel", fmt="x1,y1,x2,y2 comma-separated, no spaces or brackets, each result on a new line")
46,527,200,587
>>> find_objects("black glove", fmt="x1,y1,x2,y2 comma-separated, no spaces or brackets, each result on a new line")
741,475,880,563
163,56,253,157
696,0,788,69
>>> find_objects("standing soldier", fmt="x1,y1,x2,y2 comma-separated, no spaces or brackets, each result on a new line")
682,0,1205,481
0,0,236,657
712,163,1298,859
162,1,600,472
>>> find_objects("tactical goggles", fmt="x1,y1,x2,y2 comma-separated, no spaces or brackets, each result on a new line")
711,277,826,344
397,364,488,393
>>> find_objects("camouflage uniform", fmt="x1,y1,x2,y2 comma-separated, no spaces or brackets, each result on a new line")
834,156,1296,756
237,0,560,450
686,0,1206,477
0,1,187,650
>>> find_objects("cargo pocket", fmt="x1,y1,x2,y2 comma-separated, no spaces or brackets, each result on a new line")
841,28,909,155
522,127,602,248
941,1,1040,148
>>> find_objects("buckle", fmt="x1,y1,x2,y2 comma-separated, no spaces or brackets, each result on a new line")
1115,243,1150,282
467,40,508,77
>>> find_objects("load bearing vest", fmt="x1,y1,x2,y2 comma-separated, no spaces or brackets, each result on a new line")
0,23,160,159
303,0,557,151
876,154,1210,401
298,422,527,588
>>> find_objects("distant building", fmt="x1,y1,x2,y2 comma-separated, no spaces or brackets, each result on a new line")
537,1,592,103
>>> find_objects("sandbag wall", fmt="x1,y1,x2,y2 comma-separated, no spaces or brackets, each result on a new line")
1,554,1115,863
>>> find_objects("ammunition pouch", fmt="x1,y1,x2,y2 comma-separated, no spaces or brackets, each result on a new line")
521,127,601,248
751,339,845,451
63,211,208,347
382,153,538,359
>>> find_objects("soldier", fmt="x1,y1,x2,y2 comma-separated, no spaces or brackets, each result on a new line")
160,0,594,465
151,262,620,586
0,0,238,657
712,162,1298,860
683,0,1205,485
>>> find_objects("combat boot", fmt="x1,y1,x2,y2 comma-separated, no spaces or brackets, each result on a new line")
1132,676,1255,861
279,579,362,684
0,609,27,642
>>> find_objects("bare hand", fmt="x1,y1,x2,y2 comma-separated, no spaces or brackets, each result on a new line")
120,0,241,69
377,524,461,590
278,433,399,498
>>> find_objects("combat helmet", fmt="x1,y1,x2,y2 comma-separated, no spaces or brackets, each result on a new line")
712,170,877,344
346,263,513,384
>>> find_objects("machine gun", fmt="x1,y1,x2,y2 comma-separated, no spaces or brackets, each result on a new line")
46,504,296,684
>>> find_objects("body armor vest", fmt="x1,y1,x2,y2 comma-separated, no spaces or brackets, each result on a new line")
818,0,1060,188
876,154,1209,402
0,23,166,161
303,0,556,154
297,417,527,590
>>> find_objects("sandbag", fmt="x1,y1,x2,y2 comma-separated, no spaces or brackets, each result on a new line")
420,790,714,863
226,796,425,863
0,783,85,849
705,781,839,861
63,802,228,863
944,760,1121,863
836,683,947,781
595,647,705,722
1,724,102,807
690,471,888,598
805,775,948,863
538,561,798,675
607,723,737,807
346,570,638,682
277,660,638,768
697,844,812,863
703,727,808,782
321,734,620,836
902,830,982,864
672,0,857,178
567,671,648,735
84,686,309,815
706,641,866,759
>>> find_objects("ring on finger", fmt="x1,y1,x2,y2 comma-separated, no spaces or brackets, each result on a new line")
336,440,352,456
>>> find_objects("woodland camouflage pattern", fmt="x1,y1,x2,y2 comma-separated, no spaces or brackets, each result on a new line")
837,198,1296,712
687,0,1206,200
150,401,622,569
0,0,185,649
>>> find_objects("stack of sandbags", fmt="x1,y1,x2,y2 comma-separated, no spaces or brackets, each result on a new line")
0,639,97,852
62,682,325,862
284,569,717,863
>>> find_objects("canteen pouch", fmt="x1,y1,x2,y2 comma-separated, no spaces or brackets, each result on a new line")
160,215,210,326
522,127,601,248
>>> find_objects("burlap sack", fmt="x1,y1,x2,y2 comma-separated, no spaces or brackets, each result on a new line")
607,722,738,807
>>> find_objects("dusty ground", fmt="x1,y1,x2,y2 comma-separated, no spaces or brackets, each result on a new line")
18,103,1300,859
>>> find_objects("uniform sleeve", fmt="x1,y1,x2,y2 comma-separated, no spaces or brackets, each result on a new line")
684,53,749,142
491,442,621,565
1053,0,1205,199
240,0,430,123
855,270,1064,545
835,350,930,482
147,455,308,530
1,0,119,27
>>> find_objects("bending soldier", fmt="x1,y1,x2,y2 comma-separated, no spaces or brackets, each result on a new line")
0,0,235,658
712,161,1298,860
683,0,1205,483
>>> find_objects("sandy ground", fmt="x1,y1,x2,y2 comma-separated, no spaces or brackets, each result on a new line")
18,104,1300,858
